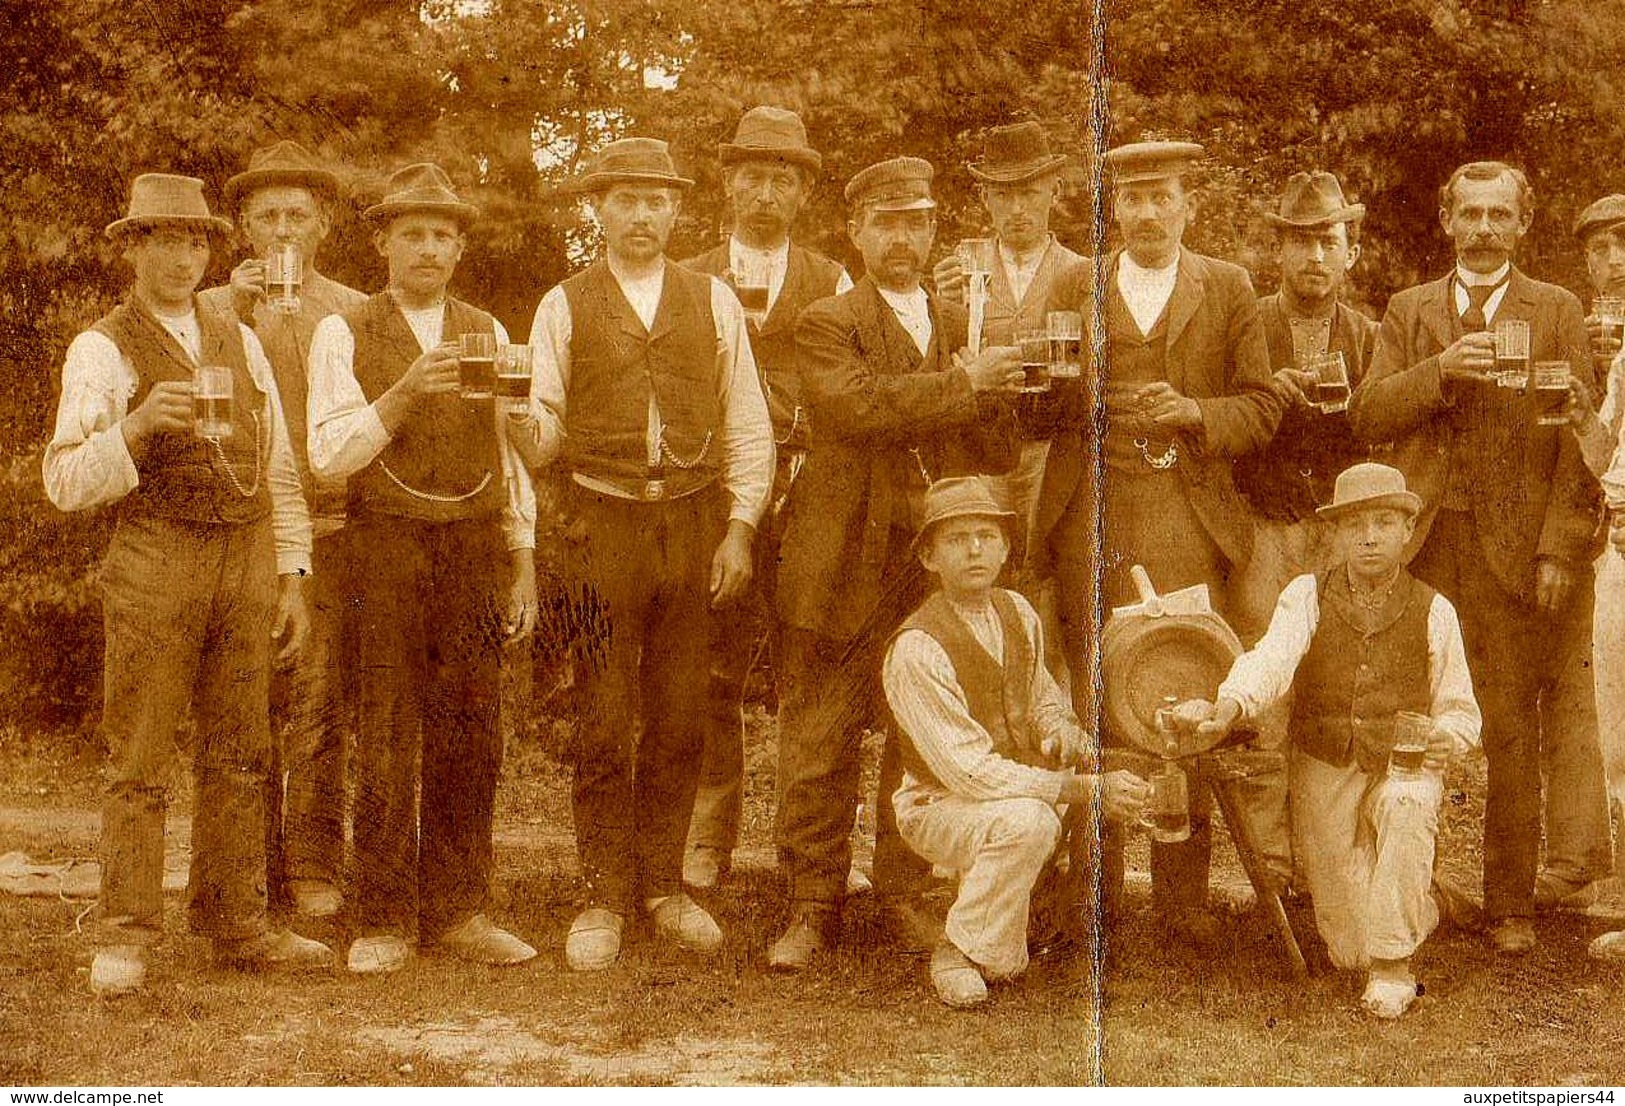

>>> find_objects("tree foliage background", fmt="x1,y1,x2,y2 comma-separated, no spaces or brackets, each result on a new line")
4,0,1625,732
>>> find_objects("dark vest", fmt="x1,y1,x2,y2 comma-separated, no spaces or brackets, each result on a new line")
892,589,1055,789
560,260,722,499
344,294,505,523
1102,284,1177,472
1233,296,1374,522
93,300,270,527
1288,567,1435,773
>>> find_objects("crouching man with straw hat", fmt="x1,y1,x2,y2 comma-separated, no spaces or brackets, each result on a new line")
308,163,538,974
43,173,332,994
1171,463,1482,1019
883,476,1149,1008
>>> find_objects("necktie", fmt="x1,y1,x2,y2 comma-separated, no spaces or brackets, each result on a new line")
1460,277,1506,332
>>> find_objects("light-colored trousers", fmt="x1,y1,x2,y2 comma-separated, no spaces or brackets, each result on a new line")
895,793,1061,978
1290,748,1441,968
1591,549,1625,819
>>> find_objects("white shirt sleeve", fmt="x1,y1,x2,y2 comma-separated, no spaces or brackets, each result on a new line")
1426,593,1482,758
1600,351,1625,508
883,627,1070,804
242,326,312,575
306,314,392,481
512,285,572,472
41,330,141,513
710,276,774,527
490,319,536,551
1216,574,1322,721
1016,594,1089,753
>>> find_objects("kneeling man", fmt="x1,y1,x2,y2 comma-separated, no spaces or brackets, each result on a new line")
1177,463,1482,1018
883,476,1148,1008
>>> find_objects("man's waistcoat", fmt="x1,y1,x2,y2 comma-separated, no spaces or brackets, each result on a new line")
1289,568,1434,773
345,293,505,523
94,300,270,526
561,260,722,498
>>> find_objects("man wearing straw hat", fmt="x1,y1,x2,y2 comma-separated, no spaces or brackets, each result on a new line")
769,156,1023,971
678,106,851,893
885,475,1148,1008
43,172,333,994
1349,160,1609,954
307,162,538,973
518,137,773,971
1175,462,1481,1019
200,140,366,921
1095,140,1280,945
933,120,1088,573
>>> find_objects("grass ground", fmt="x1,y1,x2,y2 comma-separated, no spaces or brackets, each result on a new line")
1,714,1623,1086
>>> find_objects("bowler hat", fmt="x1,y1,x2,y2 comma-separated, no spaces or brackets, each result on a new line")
569,138,695,195
1265,171,1365,229
223,140,341,210
1104,141,1205,186
104,173,234,239
1315,462,1422,520
967,121,1069,185
912,476,1017,554
719,107,822,174
362,163,478,227
1574,194,1625,241
845,157,935,213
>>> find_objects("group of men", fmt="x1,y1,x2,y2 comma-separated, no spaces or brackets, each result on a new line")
40,105,1625,1017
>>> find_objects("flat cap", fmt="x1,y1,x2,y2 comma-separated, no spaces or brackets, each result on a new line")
844,156,935,212
1575,194,1625,241
1104,141,1205,185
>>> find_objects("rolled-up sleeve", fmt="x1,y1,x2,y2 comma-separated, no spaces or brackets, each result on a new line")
242,327,312,575
1427,593,1482,758
42,331,141,513
710,277,774,527
306,314,392,481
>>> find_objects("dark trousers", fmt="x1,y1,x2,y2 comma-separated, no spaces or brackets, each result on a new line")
99,515,276,946
1411,509,1612,919
266,526,353,900
775,529,931,908
565,487,724,911
347,514,507,940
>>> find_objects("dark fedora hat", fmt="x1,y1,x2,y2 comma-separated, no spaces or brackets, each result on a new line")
104,174,234,239
967,121,1069,185
1265,171,1365,229
719,106,822,174
362,163,478,227
223,140,341,210
568,137,695,195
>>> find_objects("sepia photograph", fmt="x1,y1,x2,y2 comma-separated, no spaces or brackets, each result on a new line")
1,0,1624,1090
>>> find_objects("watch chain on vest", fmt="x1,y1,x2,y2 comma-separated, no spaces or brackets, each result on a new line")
891,589,1057,790
1288,568,1434,773
560,260,723,500
344,294,506,523
94,300,271,526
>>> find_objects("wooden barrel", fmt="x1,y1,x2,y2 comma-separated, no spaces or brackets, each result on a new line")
1100,565,1244,757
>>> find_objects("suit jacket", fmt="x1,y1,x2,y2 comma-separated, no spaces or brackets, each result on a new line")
776,276,1021,641
1036,248,1277,571
680,240,844,436
1347,268,1605,600
983,237,1090,347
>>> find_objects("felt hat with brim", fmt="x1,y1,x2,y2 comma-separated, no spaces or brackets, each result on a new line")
845,156,936,212
568,138,695,196
1315,462,1422,520
223,140,341,210
363,163,478,228
1574,194,1625,241
967,121,1069,184
1104,141,1205,185
912,476,1018,554
719,107,822,174
104,174,234,239
1265,170,1365,228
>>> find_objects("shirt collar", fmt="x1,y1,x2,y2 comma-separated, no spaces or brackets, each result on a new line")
1455,261,1511,288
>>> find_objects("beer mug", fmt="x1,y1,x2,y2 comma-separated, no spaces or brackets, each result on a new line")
1047,310,1084,381
1596,296,1625,345
193,364,232,439
1017,329,1050,393
1306,351,1351,414
1388,710,1433,779
1141,759,1191,843
1531,361,1571,426
1491,319,1531,389
730,253,772,322
266,243,302,316
494,343,533,403
458,332,497,400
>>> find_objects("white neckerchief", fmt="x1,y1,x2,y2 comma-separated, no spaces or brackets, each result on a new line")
1117,250,1180,336
1453,261,1512,326
999,237,1050,304
877,284,932,356
155,310,203,364
729,236,791,313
